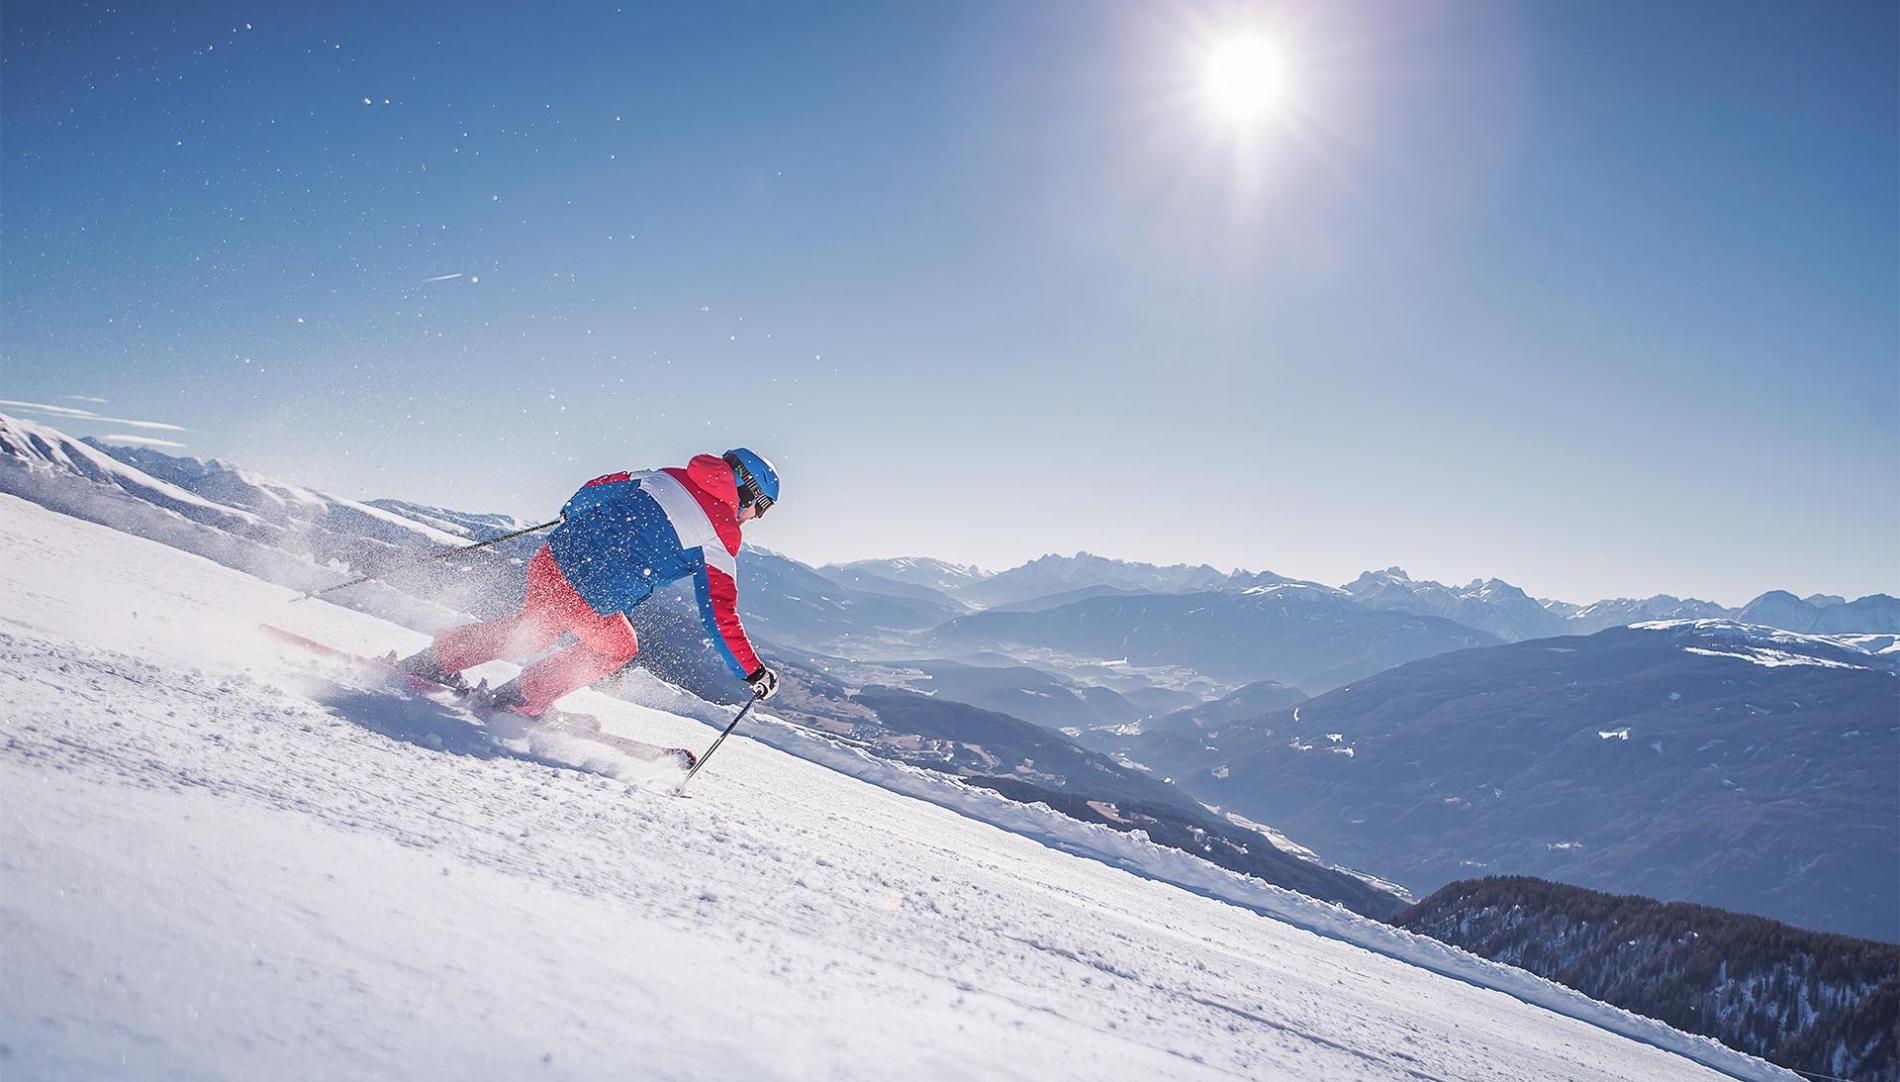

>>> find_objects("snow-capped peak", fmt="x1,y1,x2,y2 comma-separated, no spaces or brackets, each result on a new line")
1,411,266,533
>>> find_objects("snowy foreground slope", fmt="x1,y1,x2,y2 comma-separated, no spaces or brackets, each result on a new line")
0,496,1790,1081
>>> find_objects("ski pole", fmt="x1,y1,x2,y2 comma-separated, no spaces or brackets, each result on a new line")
680,697,757,787
292,518,561,602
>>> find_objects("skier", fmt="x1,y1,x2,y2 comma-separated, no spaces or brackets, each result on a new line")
398,449,782,716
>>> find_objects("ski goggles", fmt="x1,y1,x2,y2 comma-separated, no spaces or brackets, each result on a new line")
737,474,773,517
725,452,775,517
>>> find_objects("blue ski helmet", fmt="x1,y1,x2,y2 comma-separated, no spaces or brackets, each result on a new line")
723,447,780,516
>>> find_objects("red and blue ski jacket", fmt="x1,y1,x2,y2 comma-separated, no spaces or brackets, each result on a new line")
547,454,764,680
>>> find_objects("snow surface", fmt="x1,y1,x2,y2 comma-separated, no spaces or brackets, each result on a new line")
1632,619,1898,671
0,494,1793,1081
1679,645,1857,670
1241,582,1345,597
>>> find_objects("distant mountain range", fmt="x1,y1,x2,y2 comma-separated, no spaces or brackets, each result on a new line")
1729,589,1900,635
832,551,1900,640
933,583,1501,692
942,552,1311,610
823,556,992,596
1542,593,1738,634
1142,620,1899,940
1354,566,1900,640
807,563,973,611
1344,567,1729,640
736,547,965,639
1397,876,1898,1082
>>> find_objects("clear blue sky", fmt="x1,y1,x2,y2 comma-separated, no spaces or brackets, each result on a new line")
4,1,1895,605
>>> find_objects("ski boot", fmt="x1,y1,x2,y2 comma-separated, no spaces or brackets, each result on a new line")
392,646,469,693
467,677,531,716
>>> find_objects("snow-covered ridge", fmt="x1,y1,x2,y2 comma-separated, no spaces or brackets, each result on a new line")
825,555,995,592
1346,567,1738,642
0,493,1794,1080
0,413,483,633
1240,581,1348,597
1,410,501,558
1630,619,1900,673
1346,565,1898,642
1,412,266,534
872,555,992,580
98,438,475,548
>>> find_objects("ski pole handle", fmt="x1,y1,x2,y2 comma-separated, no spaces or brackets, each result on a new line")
294,518,561,602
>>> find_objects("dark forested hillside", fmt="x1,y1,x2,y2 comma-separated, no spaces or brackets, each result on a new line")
1175,622,1899,939
1396,877,1899,1082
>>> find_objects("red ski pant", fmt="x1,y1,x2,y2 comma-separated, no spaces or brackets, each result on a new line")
431,544,639,716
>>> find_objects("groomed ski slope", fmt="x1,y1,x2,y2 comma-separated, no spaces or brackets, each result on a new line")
0,494,1791,1081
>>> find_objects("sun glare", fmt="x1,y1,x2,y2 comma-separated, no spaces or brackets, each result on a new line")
1201,34,1288,126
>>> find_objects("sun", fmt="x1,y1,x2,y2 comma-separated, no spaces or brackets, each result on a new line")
1201,34,1290,127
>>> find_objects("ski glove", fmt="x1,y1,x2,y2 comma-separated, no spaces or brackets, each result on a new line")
746,666,780,701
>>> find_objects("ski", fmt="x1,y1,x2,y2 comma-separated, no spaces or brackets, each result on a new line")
527,709,697,771
259,623,450,697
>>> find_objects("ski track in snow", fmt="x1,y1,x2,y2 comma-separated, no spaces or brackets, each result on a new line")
0,495,1791,1081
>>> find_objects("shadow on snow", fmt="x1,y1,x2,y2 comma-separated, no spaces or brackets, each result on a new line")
317,686,570,771
312,683,682,788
